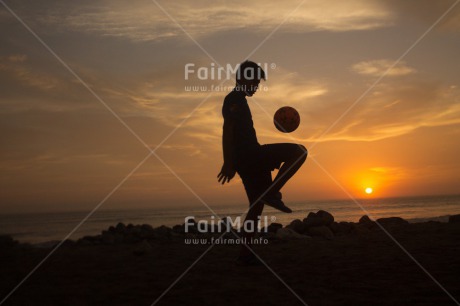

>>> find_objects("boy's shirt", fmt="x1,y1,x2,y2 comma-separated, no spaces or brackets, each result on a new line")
222,88,260,164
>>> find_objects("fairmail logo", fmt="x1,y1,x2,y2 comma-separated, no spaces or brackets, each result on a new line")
184,62,275,81
184,215,276,233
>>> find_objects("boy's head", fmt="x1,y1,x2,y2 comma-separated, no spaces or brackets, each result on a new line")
236,60,266,96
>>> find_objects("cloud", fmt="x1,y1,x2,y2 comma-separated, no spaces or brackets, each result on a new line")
233,70,460,145
0,54,113,114
442,9,460,31
2,47,457,151
32,0,394,42
265,72,329,104
382,0,460,32
0,54,61,91
352,59,416,77
298,80,460,142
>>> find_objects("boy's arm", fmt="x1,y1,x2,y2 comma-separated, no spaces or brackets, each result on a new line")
217,118,236,184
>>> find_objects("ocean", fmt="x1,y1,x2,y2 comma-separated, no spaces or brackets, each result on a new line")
1,195,459,244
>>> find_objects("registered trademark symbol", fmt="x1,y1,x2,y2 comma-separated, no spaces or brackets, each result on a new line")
270,63,276,69
270,216,276,222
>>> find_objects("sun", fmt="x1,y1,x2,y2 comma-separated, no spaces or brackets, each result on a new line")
365,187,373,194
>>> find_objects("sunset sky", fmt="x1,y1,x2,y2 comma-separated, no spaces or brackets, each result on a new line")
1,0,460,213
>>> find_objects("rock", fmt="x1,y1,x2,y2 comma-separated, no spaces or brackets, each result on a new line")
317,210,334,226
0,235,18,247
337,222,354,234
351,223,370,234
155,225,172,234
376,217,409,229
303,210,334,228
133,240,153,256
114,233,124,244
153,225,172,239
287,219,306,234
303,212,323,228
101,231,115,245
267,222,283,234
130,226,142,235
276,228,309,239
449,214,460,223
123,234,142,244
33,240,60,248
359,215,372,224
77,235,100,246
115,222,126,233
308,226,334,240
328,222,341,234
173,224,184,234
359,215,376,229
141,224,154,232
139,224,155,238
62,239,75,247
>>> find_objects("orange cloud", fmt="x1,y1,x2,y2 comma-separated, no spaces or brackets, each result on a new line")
352,59,416,77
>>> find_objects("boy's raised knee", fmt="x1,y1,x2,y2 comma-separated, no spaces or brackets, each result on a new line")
298,144,308,157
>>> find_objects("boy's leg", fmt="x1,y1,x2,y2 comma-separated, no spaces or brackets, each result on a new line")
238,169,272,258
239,199,264,258
261,143,307,195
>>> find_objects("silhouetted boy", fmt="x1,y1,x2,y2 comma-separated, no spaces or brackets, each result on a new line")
218,60,307,265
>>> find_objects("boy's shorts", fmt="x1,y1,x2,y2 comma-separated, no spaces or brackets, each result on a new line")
235,143,305,205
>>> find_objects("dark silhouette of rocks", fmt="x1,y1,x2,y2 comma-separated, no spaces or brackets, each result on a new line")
275,227,309,239
308,226,334,240
448,214,460,223
358,215,377,230
303,212,324,228
267,222,283,233
359,215,372,224
0,235,18,247
67,211,418,244
375,217,409,230
13,211,457,247
287,219,305,234
316,210,334,226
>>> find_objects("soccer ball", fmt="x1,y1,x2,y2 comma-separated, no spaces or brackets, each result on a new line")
274,106,300,133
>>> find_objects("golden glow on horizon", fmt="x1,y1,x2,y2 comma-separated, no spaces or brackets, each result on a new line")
365,187,373,194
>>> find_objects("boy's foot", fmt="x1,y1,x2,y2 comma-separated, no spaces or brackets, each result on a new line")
235,254,264,266
262,193,292,213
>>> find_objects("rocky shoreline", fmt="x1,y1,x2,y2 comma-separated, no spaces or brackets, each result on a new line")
50,210,460,245
2,210,460,305
2,210,459,250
